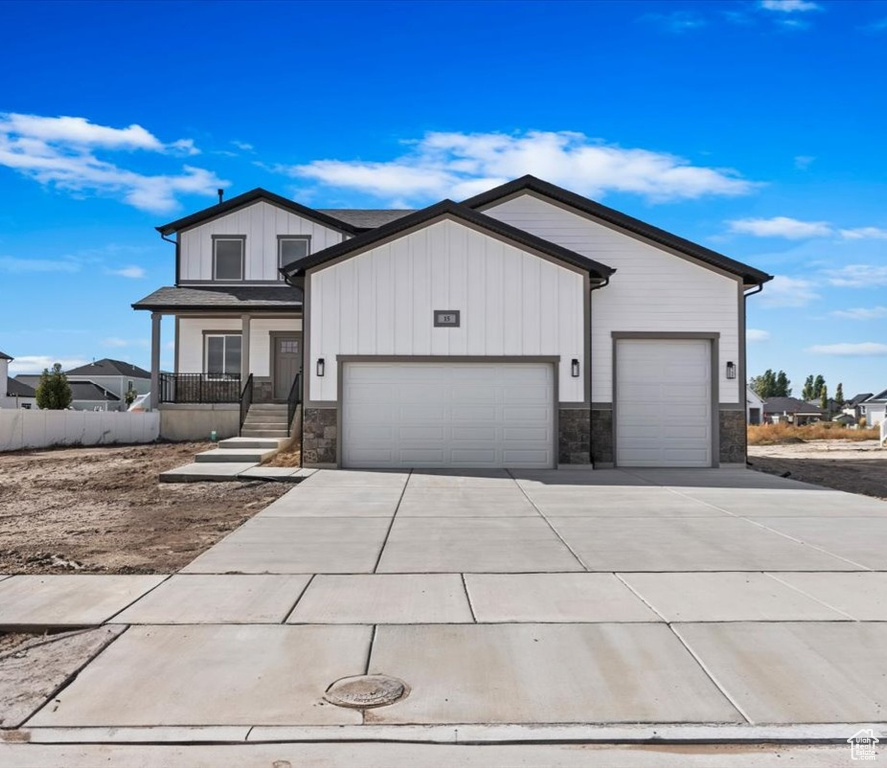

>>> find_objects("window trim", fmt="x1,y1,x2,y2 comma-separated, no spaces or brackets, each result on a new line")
202,331,243,377
277,235,311,280
212,235,246,282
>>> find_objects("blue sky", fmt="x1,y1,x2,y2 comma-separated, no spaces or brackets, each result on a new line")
1,0,885,397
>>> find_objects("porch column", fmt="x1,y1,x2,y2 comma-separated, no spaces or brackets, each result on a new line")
150,312,161,411
241,313,251,384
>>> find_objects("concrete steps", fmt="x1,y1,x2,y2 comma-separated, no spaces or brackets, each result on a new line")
240,403,292,439
195,447,278,464
219,437,288,451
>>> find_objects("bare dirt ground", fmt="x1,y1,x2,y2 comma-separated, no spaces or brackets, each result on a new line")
749,439,887,501
0,443,290,575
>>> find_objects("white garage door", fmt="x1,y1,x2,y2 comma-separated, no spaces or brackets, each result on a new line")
615,339,712,467
342,362,555,469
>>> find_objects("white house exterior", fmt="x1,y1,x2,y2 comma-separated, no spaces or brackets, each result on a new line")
861,390,887,426
136,177,771,468
746,387,764,425
0,351,36,409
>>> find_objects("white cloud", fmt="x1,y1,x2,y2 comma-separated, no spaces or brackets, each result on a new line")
758,275,820,307
8,355,90,374
282,131,758,205
839,226,887,240
760,0,820,12
642,11,707,32
794,155,815,170
831,306,887,320
109,265,146,279
0,256,80,273
231,140,254,151
102,337,148,348
0,112,227,213
747,329,771,342
807,343,887,357
824,264,887,288
727,216,832,239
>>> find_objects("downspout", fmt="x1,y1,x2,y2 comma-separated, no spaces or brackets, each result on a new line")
588,275,611,467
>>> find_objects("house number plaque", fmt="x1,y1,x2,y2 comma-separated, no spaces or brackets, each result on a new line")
433,310,460,327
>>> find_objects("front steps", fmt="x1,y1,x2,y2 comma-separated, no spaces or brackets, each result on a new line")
240,403,291,439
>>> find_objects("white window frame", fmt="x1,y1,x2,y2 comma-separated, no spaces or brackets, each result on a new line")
203,332,242,377
277,235,311,279
212,236,246,281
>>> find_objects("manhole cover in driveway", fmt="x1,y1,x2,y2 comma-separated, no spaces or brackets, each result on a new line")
324,674,408,708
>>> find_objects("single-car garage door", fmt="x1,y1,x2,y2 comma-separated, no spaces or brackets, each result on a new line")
342,361,555,469
615,339,713,467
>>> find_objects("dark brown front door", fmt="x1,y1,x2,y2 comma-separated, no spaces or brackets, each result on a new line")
273,336,301,400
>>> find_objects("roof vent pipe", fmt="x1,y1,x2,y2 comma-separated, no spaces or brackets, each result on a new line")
217,188,224,204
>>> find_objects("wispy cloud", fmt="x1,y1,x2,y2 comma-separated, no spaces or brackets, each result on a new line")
747,329,771,342
758,275,820,307
831,306,887,320
794,155,815,170
728,216,832,239
807,343,887,357
865,17,887,33
839,226,887,240
759,0,821,13
231,140,254,151
281,131,758,205
108,265,146,279
8,355,90,374
0,112,228,213
641,11,707,33
102,337,148,348
0,255,80,273
823,264,887,288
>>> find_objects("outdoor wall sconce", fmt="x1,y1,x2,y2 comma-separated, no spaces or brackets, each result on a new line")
316,358,325,377
726,361,736,379
571,358,580,377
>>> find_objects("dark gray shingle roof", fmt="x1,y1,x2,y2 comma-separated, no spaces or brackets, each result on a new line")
6,377,35,397
66,359,151,378
0,350,12,361
763,397,823,415
847,392,874,406
867,389,887,402
133,285,303,312
316,209,416,229
69,381,120,401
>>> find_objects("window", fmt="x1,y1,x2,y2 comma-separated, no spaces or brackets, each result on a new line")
213,237,245,281
205,334,242,376
278,236,310,277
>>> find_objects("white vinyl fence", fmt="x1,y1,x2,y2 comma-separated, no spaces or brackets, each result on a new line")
0,409,160,452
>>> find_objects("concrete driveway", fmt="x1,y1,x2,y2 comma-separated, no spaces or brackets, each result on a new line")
2,466,886,762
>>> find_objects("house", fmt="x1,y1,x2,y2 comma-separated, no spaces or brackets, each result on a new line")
843,392,873,422
762,397,823,425
16,374,122,411
63,359,151,410
134,176,772,468
746,387,764,425
0,351,36,409
861,389,887,426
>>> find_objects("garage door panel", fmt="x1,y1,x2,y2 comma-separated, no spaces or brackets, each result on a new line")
342,362,555,469
616,339,712,468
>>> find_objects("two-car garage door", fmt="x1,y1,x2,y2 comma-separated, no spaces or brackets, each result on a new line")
341,361,555,469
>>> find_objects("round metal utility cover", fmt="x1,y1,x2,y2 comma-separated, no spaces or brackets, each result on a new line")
324,674,407,709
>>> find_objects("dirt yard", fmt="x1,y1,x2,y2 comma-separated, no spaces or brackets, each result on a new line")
749,439,887,501
0,443,290,575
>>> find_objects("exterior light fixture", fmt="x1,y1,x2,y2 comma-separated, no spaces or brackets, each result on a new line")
726,361,736,379
316,358,325,377
571,358,580,377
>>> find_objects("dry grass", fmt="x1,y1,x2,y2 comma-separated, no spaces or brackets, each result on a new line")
264,447,301,467
748,422,879,445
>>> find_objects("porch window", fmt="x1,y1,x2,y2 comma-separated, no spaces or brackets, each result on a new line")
205,334,241,376
213,236,245,281
278,236,310,277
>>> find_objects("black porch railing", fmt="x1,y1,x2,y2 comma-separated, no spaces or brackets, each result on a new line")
159,373,242,404
239,374,254,432
286,372,302,437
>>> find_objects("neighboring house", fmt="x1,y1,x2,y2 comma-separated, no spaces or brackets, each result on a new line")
746,387,764,425
64,359,151,410
843,392,873,422
66,381,121,411
0,351,36,409
763,397,823,425
134,176,772,469
861,389,887,426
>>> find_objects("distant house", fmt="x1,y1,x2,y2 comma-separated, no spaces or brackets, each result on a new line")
762,397,823,425
66,381,121,411
0,351,36,409
63,359,151,410
746,387,764,425
861,389,887,426
843,392,873,422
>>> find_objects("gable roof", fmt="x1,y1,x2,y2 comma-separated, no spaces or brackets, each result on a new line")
69,381,120,401
66,359,151,379
157,188,361,237
0,350,12,361
282,200,615,279
316,209,416,230
847,392,873,406
6,377,35,397
866,389,887,403
763,396,822,415
133,285,302,312
461,175,773,286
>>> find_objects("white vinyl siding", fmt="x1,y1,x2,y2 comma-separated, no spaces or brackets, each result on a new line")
482,193,742,404
616,339,712,467
308,217,586,402
342,361,556,469
177,317,303,376
180,201,344,282
279,236,310,276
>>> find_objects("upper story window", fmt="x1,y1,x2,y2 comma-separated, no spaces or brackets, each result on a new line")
278,235,310,278
212,236,246,281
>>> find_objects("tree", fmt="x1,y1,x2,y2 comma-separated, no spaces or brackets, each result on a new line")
775,370,791,397
813,374,826,400
35,363,72,410
124,386,137,407
820,384,829,413
802,375,815,401
750,369,791,398
835,382,844,407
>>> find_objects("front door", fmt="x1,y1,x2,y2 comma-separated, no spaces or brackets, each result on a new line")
272,335,301,400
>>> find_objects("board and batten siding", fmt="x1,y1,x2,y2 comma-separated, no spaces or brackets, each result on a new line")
178,317,303,376
308,218,586,403
481,193,742,404
179,201,345,282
